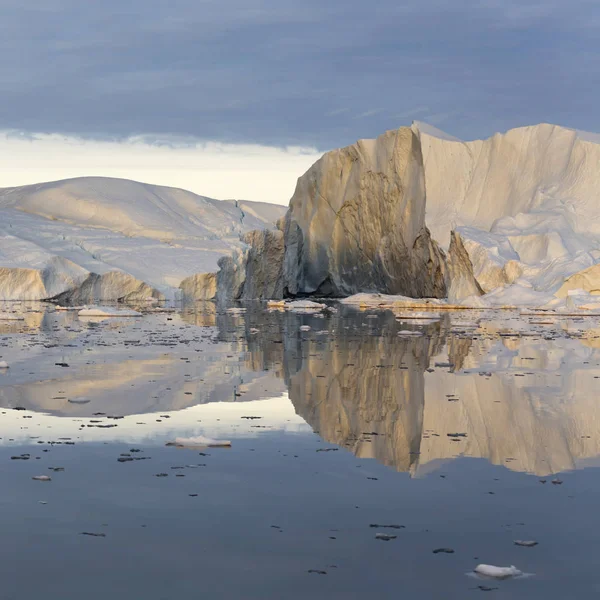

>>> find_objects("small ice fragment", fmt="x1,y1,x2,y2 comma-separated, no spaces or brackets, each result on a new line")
0,361,8,369
68,398,90,404
514,540,538,547
267,300,285,309
375,533,397,541
32,475,51,482
474,564,522,579
285,300,326,312
299,325,311,331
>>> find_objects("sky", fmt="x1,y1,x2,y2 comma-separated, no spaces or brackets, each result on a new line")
1,0,599,204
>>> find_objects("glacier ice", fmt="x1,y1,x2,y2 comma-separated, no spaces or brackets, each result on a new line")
473,564,523,579
0,176,286,302
417,121,600,307
5,122,600,308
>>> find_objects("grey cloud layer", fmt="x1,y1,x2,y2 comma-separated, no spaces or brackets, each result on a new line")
1,0,598,148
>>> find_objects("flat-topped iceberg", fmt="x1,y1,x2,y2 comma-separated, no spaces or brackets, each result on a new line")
0,176,285,302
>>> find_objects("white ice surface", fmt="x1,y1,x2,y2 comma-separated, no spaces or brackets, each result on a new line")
416,122,600,306
473,564,523,579
0,177,286,300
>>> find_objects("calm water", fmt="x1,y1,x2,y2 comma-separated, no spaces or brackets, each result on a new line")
0,302,599,598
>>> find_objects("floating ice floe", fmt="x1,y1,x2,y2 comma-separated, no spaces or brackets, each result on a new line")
341,293,454,310
0,361,8,369
266,299,329,313
375,533,397,541
473,564,523,579
167,436,232,448
54,305,85,311
267,300,286,309
514,540,538,547
68,397,90,404
32,475,52,482
286,300,327,312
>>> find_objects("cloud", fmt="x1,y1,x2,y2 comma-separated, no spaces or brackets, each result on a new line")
0,131,321,205
0,0,599,149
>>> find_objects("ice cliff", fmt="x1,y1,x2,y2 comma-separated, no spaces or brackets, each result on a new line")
281,127,446,298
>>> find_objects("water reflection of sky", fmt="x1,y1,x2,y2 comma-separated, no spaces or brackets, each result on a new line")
2,303,600,598
0,395,310,445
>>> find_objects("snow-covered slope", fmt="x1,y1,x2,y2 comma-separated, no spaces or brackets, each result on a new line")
0,177,286,301
416,122,600,305
0,177,283,241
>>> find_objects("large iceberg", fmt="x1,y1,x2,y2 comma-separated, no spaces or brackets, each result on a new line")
5,122,600,308
231,121,600,307
0,176,286,301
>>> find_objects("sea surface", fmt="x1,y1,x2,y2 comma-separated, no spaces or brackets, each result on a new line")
0,301,599,599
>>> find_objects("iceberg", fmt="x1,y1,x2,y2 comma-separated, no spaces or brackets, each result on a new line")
6,122,600,308
0,176,285,302
473,564,523,579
